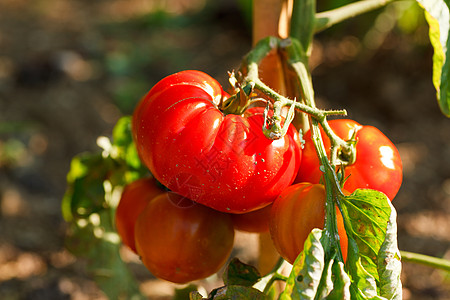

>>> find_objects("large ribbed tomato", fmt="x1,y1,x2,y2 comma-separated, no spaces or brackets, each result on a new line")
295,119,402,200
134,192,235,284
133,70,302,213
115,177,163,253
269,183,348,264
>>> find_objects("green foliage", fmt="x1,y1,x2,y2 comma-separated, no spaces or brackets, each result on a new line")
223,258,261,287
278,189,401,300
62,116,147,299
340,189,391,286
280,228,325,299
416,0,450,117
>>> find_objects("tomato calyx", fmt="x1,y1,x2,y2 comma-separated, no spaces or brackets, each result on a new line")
221,82,257,115
335,132,358,167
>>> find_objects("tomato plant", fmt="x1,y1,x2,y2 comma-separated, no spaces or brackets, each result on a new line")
295,119,403,200
115,177,163,253
132,70,302,213
134,192,235,284
270,183,348,264
61,0,450,298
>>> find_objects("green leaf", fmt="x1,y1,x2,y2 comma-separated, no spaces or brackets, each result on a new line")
174,284,199,300
280,228,325,300
223,258,261,287
62,153,111,221
340,189,391,283
112,115,147,174
112,115,134,147
416,0,450,116
190,291,205,300
210,285,268,300
377,200,402,300
325,261,352,300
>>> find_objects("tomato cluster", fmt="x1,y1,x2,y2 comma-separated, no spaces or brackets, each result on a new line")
116,177,235,284
116,70,403,283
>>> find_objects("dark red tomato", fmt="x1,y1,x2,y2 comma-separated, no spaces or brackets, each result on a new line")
270,183,348,264
133,70,302,213
115,177,163,253
134,192,235,284
231,204,272,233
295,119,402,200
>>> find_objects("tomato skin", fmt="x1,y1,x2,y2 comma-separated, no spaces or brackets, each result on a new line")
230,204,272,233
295,119,403,200
134,192,235,284
115,177,163,253
269,183,348,264
133,70,302,213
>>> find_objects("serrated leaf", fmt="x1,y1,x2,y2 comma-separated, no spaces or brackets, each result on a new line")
223,258,261,287
377,200,402,300
280,228,325,300
416,0,450,116
340,189,391,286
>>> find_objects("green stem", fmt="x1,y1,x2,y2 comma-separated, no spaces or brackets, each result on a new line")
244,36,280,80
262,273,289,294
400,250,450,272
290,0,316,54
315,0,395,33
242,37,348,140
282,39,351,165
281,38,346,262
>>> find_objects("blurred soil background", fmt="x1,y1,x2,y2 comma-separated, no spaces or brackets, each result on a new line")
0,0,449,299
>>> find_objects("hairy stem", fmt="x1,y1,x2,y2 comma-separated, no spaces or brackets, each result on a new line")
400,250,450,272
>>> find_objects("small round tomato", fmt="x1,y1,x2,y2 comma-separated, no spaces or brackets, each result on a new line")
295,119,402,200
269,183,348,264
132,70,302,213
230,204,272,233
115,177,163,253
134,192,235,284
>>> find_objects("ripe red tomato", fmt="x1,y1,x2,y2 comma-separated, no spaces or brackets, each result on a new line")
134,192,235,284
295,119,402,200
115,177,163,253
133,70,302,213
230,204,272,233
269,183,348,264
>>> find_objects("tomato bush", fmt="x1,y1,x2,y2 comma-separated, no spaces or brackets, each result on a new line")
269,182,348,264
132,70,302,213
62,0,450,296
134,192,235,284
295,119,403,200
115,177,163,253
